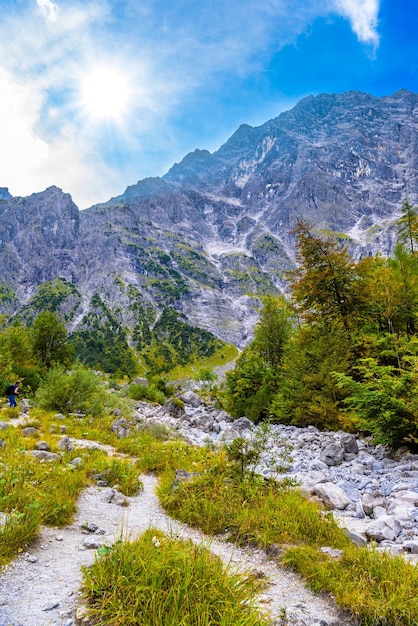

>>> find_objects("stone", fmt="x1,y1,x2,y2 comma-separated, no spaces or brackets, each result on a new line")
320,546,343,559
43,600,60,611
25,554,38,563
19,399,30,413
112,491,129,507
232,416,254,433
320,444,345,466
366,515,402,542
75,605,91,625
220,427,241,442
402,540,418,554
83,537,103,549
340,433,359,454
70,457,83,467
172,469,201,490
81,522,99,533
58,436,73,451
361,492,387,516
35,440,51,451
28,450,60,462
100,488,115,503
132,377,149,387
179,391,202,407
372,506,388,519
312,482,352,510
99,487,129,506
22,426,37,437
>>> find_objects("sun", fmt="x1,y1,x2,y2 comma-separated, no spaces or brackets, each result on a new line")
81,67,131,121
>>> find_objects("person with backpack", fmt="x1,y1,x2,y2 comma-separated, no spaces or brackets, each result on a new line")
6,380,20,408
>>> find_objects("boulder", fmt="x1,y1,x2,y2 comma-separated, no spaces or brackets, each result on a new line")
320,444,345,466
403,540,418,554
58,436,73,451
22,427,38,437
232,416,254,434
312,482,352,510
340,433,359,454
361,492,387,516
100,488,129,507
132,377,149,387
35,441,51,451
179,391,202,407
28,450,60,462
366,515,402,542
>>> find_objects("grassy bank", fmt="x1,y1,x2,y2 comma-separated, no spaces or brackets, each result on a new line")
1,404,418,625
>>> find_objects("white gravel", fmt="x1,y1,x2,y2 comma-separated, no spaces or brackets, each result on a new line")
0,474,353,626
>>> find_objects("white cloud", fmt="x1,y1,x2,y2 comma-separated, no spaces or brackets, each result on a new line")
332,0,380,48
37,0,60,23
0,70,49,195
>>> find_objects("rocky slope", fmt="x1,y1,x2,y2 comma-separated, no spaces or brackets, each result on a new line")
0,89,417,349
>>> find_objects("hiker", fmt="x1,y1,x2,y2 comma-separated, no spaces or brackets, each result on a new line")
6,380,20,408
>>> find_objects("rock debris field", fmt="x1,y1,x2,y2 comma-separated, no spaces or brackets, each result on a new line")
1,391,418,625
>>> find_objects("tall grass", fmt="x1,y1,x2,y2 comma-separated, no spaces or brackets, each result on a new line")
82,528,270,626
282,544,418,625
158,465,350,549
0,415,143,569
154,455,418,626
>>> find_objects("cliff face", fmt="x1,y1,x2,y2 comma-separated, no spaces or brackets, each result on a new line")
0,90,417,347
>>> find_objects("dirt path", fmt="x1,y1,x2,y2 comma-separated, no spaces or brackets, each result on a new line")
0,472,353,626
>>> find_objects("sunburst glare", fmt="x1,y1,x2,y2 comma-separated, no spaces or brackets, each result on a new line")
80,67,132,121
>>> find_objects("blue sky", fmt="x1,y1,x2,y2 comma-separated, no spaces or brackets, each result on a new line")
0,0,416,209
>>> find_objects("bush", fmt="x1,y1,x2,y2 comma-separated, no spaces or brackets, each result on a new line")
35,365,105,417
127,382,166,404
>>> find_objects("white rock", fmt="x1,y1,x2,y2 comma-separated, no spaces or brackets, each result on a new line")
312,482,352,510
366,516,402,542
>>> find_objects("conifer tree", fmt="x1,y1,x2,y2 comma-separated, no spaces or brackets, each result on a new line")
398,197,418,254
288,222,359,331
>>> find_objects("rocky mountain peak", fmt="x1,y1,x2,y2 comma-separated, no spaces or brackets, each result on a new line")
0,187,11,200
0,89,416,350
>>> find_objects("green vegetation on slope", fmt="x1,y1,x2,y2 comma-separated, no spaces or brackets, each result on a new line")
223,203,418,449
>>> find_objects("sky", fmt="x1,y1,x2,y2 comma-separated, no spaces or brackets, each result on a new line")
0,0,417,209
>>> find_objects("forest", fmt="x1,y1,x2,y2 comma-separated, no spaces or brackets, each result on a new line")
223,199,418,450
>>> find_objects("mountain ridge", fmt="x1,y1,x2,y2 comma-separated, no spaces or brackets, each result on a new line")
0,89,417,367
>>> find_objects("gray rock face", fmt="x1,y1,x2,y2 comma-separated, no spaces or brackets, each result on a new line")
0,91,417,347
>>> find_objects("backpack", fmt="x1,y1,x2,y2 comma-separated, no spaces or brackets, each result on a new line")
6,384,15,395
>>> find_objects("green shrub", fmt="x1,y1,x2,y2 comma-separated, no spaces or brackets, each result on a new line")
35,365,105,417
127,382,166,404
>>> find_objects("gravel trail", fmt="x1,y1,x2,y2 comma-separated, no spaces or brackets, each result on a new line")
0,474,353,626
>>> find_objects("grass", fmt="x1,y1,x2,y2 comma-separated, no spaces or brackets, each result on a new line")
82,528,270,626
1,396,418,625
152,455,418,626
282,545,418,625
167,343,238,381
157,455,351,549
0,409,143,569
